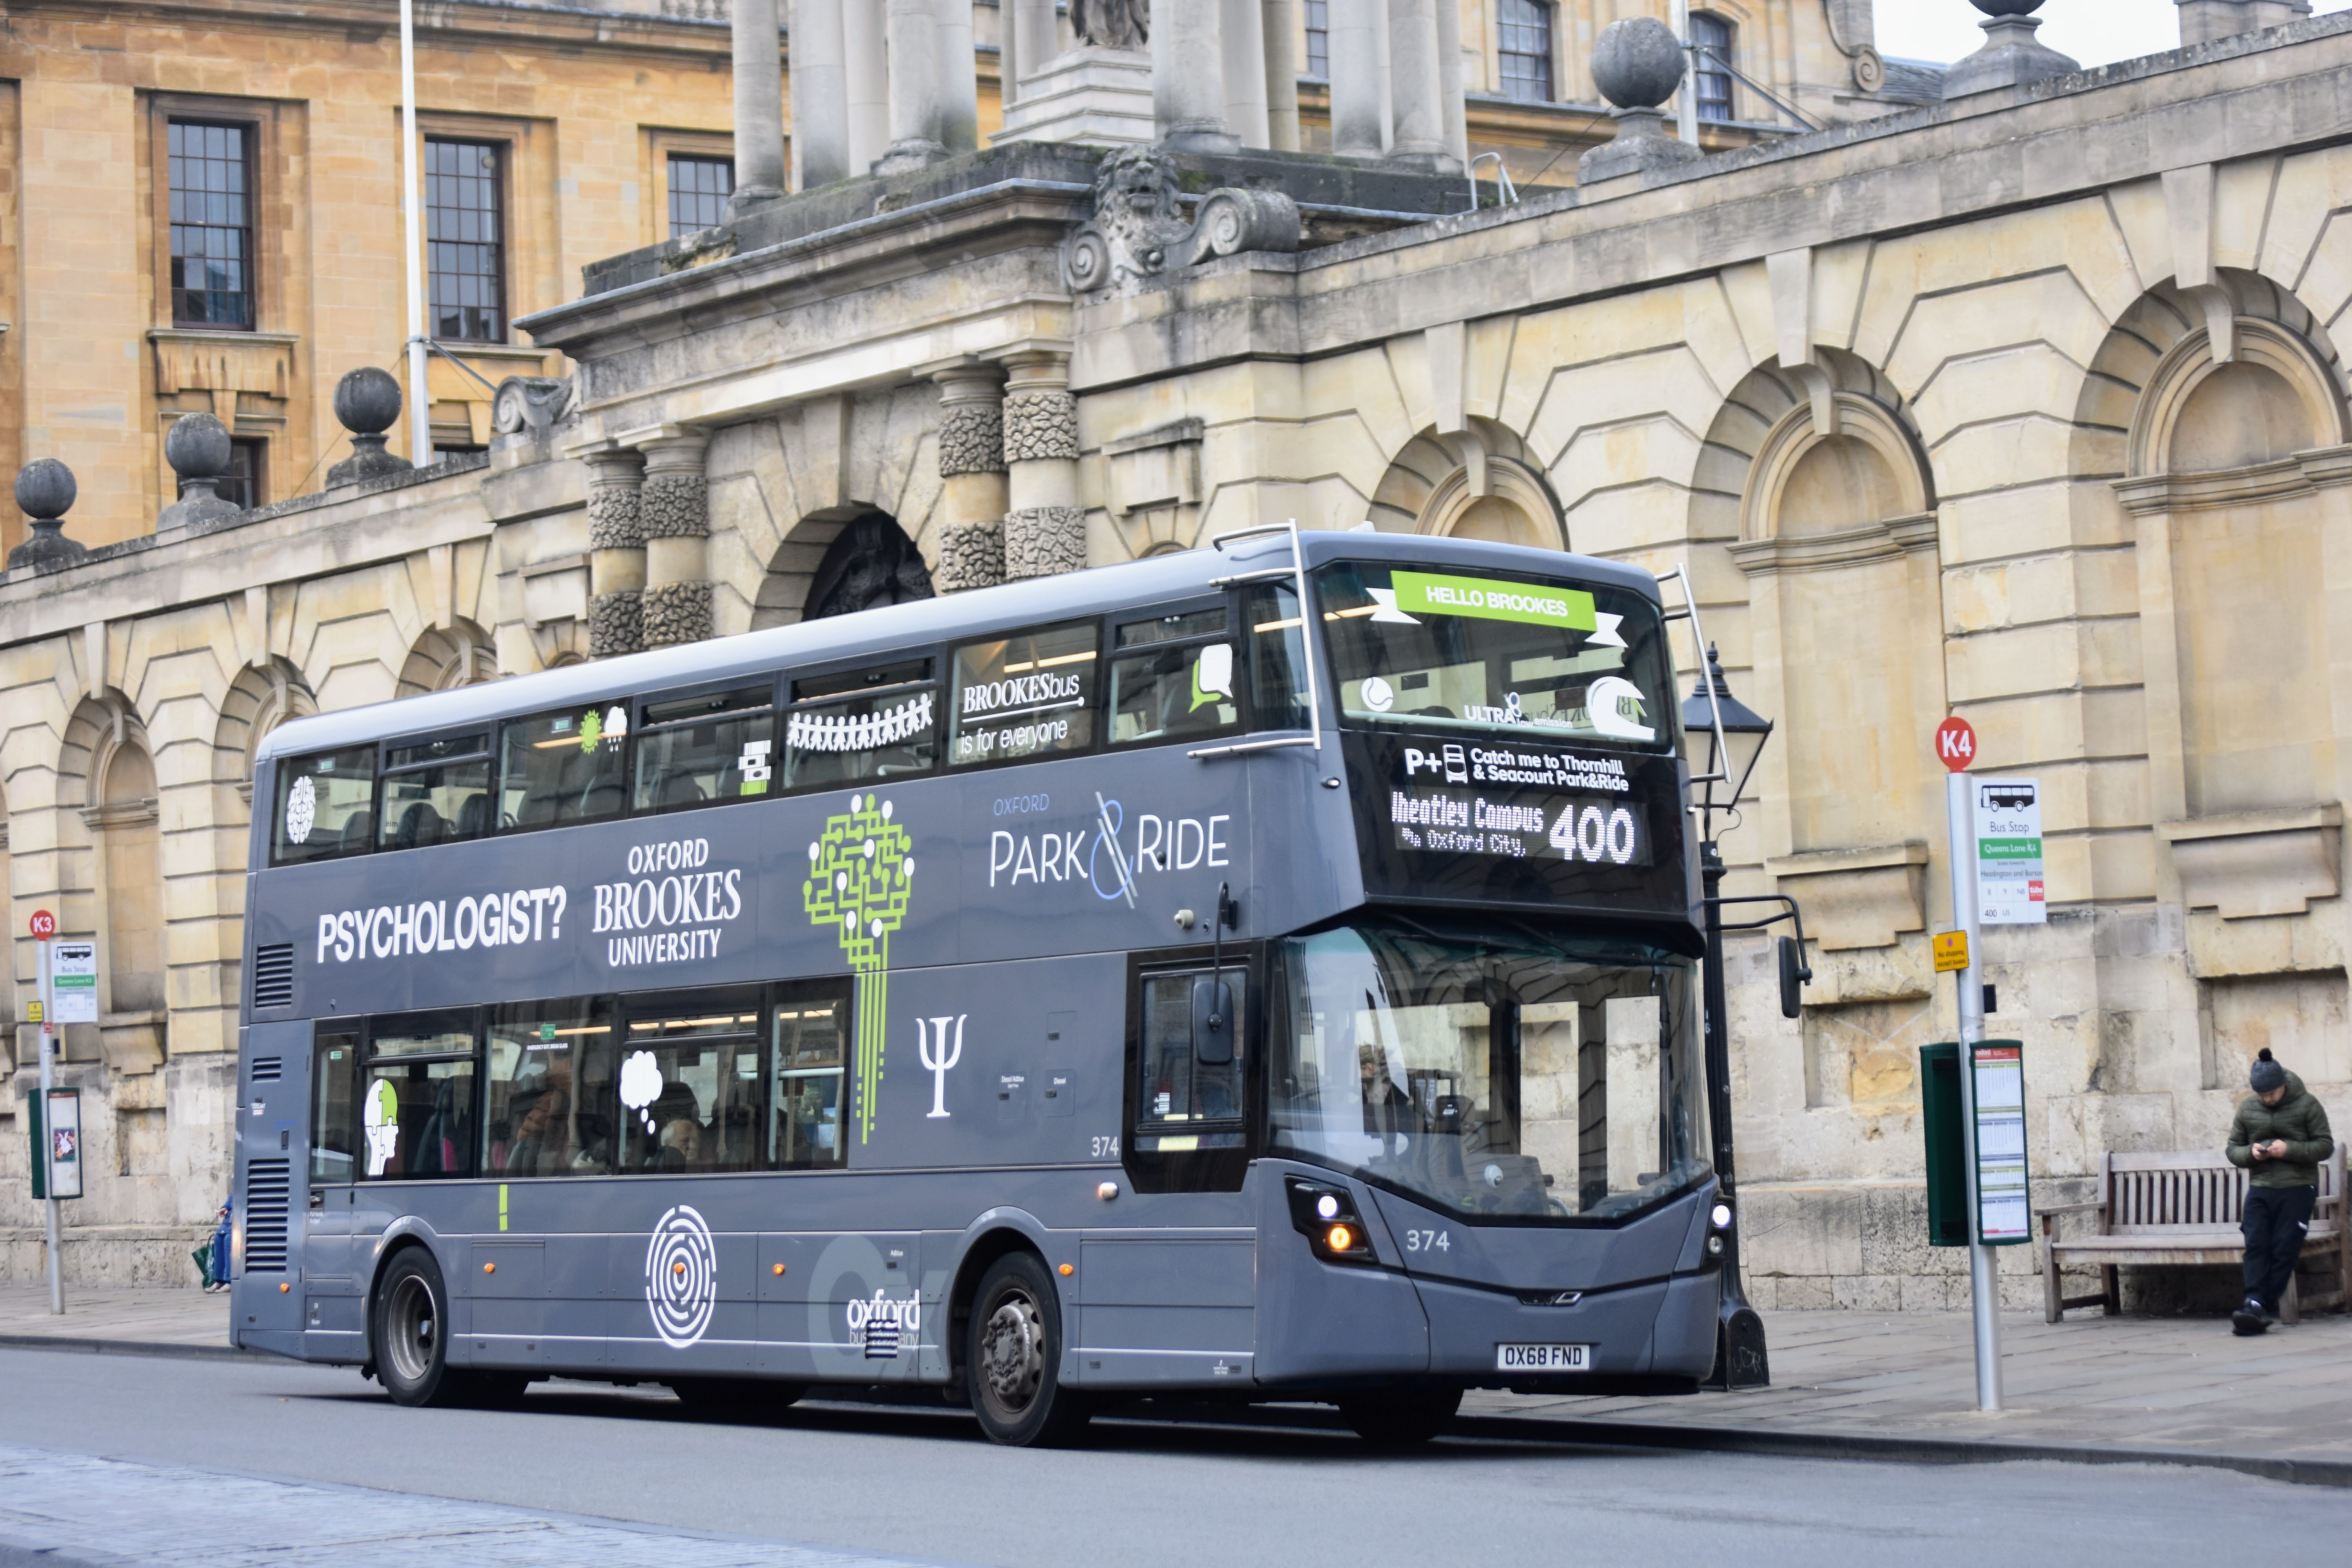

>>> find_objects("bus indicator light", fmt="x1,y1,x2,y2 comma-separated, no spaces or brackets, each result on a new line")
1326,1224,1354,1253
1058,1263,1074,1277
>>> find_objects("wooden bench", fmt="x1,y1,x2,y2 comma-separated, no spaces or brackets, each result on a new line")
2037,1145,2349,1323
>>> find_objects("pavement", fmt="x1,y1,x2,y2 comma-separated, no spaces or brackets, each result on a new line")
5,1281,2347,1485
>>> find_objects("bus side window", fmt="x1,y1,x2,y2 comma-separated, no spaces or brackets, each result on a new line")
377,733,492,850
271,746,377,865
616,992,764,1174
783,661,936,793
359,1010,479,1181
1245,585,1310,732
771,984,849,1170
633,685,777,812
499,703,629,831
949,620,1100,767
310,1029,359,1184
484,997,614,1178
1108,608,1240,748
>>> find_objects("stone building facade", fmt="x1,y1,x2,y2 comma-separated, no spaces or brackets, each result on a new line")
6,3,2348,1310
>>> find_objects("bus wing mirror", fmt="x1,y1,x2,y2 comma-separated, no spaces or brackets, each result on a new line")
1777,935,1812,1020
1192,976,1234,1065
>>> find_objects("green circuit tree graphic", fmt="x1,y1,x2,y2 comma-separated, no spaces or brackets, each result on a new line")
803,793,915,1143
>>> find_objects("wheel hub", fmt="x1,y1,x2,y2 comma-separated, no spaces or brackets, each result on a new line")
979,1290,1044,1412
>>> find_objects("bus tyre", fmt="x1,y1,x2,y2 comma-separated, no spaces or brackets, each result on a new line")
967,1252,1092,1448
372,1248,468,1409
1339,1387,1461,1446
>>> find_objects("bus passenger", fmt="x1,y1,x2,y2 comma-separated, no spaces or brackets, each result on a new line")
658,1117,702,1170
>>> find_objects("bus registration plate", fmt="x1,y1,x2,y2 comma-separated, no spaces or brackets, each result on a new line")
1497,1342,1591,1372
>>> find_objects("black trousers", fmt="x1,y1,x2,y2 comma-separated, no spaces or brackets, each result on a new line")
2241,1183,2317,1313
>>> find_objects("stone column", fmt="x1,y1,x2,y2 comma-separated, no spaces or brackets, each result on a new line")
730,0,787,214
1385,0,1454,171
585,447,647,659
846,0,891,171
1262,0,1300,152
1153,0,1238,152
1002,352,1086,581
792,0,851,189
1009,0,1063,105
881,0,949,171
932,364,1009,593
638,431,713,648
1434,0,1467,171
1327,0,1385,158
936,0,981,155
1221,0,1272,149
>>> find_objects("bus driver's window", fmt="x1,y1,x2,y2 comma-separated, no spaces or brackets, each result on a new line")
500,703,630,829
360,1011,479,1180
1134,969,1245,1152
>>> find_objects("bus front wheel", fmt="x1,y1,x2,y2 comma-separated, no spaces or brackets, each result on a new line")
372,1248,471,1408
966,1252,1092,1447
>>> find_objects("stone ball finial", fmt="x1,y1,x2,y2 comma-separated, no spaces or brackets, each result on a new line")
8,457,85,572
334,366,403,436
1592,17,1688,111
1971,0,2044,14
165,412,232,481
16,457,75,522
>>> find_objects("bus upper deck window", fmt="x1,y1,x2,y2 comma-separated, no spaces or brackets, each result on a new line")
951,620,1099,767
499,703,629,831
378,733,491,851
784,660,935,793
1245,584,1310,732
633,685,776,813
271,746,377,865
1109,607,1240,748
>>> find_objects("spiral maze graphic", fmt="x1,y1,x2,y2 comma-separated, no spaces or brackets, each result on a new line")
643,1205,717,1349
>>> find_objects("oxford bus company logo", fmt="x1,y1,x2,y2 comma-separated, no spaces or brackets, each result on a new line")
644,1204,718,1349
845,1289,919,1359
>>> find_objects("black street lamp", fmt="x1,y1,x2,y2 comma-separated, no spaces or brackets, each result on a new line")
1679,642,1794,1391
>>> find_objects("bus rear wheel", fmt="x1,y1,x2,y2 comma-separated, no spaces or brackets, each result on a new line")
373,1248,472,1408
966,1252,1092,1447
1339,1387,1461,1446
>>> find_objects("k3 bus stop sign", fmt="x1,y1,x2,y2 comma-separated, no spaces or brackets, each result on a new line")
1975,779,2046,926
29,1087,82,1201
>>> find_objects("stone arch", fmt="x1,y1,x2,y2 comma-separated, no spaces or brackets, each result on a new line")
394,619,498,699
214,659,317,799
758,508,937,626
60,695,166,1032
1367,419,1565,549
2091,275,2352,833
1693,348,1931,545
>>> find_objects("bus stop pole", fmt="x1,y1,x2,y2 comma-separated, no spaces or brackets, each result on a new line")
1946,771,2000,1410
38,936,62,1315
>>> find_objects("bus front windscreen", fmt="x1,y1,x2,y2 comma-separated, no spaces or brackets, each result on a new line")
1318,561,1674,747
1271,921,1708,1223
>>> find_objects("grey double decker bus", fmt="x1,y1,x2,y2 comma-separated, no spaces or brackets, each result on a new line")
230,524,1725,1446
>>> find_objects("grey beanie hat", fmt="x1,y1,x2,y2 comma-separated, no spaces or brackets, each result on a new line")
2249,1048,2287,1094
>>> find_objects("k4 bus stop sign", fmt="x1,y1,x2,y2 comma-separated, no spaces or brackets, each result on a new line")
29,1087,82,1201
1974,778,2046,925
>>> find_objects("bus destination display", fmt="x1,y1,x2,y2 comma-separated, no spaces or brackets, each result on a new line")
1348,731,1686,915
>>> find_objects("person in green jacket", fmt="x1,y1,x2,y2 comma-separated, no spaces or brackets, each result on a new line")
2228,1049,2336,1335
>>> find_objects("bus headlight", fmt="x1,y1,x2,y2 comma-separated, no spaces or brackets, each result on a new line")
1285,1177,1377,1265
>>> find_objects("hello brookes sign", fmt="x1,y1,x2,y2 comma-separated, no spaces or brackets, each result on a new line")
309,835,749,973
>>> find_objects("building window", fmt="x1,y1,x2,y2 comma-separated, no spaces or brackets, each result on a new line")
1497,0,1555,105
220,438,265,510
668,154,735,237
426,140,506,342
169,122,254,328
1303,0,1328,78
1692,13,1735,122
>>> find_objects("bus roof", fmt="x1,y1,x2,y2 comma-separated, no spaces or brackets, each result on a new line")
257,530,1663,763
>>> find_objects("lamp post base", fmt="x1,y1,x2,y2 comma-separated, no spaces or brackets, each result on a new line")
1704,1296,1769,1389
